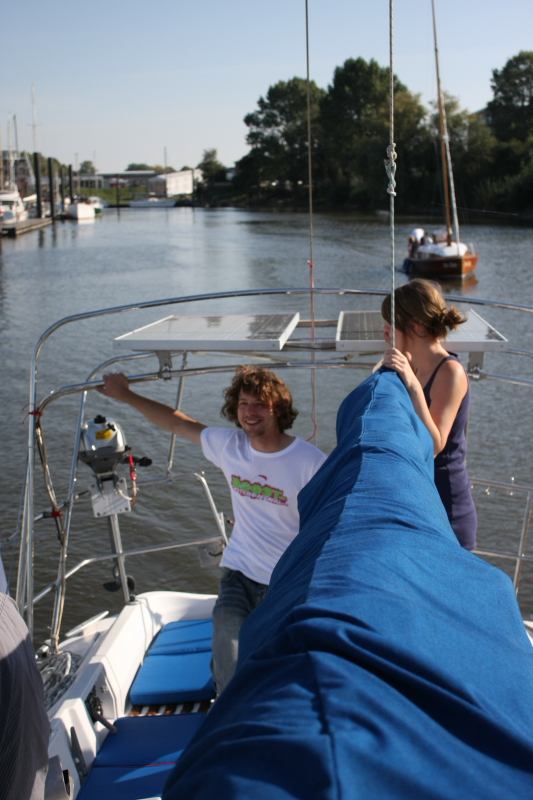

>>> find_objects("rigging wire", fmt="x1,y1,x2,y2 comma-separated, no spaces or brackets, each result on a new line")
304,0,319,442
385,0,398,346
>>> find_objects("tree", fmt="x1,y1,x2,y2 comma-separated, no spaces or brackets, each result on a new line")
197,149,225,185
486,51,533,142
320,58,428,209
240,77,325,190
79,160,96,175
152,164,176,174
126,163,152,171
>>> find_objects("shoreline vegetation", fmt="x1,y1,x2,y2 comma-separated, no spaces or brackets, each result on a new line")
33,52,533,225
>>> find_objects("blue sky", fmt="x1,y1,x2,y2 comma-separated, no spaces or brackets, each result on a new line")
3,0,533,173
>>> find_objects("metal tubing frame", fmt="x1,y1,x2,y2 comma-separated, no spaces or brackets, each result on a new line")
17,287,533,635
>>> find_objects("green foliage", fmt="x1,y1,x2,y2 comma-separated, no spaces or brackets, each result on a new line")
197,149,225,184
241,77,325,189
232,50,533,216
487,51,533,142
79,160,96,175
125,163,152,171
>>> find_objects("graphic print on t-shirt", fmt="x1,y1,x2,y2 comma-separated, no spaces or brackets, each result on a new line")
231,473,288,505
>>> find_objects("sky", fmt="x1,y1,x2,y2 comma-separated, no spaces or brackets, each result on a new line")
3,0,533,174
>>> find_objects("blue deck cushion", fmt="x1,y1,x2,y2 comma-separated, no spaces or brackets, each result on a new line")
129,619,215,705
163,371,533,799
148,619,213,655
78,714,206,800
130,651,214,705
78,763,173,800
95,714,206,766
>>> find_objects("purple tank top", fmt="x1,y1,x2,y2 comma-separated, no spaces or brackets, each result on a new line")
423,354,477,549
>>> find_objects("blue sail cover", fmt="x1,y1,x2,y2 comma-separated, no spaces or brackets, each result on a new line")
164,371,533,799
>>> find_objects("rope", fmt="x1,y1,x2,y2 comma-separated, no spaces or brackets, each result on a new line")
384,0,397,349
304,0,318,442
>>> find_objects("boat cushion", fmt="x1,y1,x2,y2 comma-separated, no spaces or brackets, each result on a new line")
163,370,533,800
78,714,206,800
129,651,214,705
148,619,213,655
95,713,206,766
77,763,172,800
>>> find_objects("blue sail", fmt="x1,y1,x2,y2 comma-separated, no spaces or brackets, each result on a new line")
164,370,533,799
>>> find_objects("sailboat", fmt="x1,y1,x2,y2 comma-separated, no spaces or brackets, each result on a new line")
403,0,478,281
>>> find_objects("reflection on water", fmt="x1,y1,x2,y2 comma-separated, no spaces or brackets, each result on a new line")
1,209,533,638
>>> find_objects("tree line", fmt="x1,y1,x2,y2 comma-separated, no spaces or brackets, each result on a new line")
228,51,533,219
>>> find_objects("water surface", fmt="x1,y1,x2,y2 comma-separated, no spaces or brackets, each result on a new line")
1,207,533,637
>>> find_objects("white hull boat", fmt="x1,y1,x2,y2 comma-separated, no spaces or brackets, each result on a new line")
129,196,176,208
0,188,29,226
65,201,96,221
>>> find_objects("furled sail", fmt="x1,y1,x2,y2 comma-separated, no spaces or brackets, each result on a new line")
164,370,533,799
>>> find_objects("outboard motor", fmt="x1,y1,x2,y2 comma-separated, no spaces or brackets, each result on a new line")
78,414,151,599
79,414,128,479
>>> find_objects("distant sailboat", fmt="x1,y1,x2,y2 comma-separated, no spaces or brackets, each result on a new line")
404,0,478,281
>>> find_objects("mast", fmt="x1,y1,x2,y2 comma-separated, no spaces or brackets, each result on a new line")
431,0,461,248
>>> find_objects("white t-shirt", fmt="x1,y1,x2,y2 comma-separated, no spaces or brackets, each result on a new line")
201,427,327,584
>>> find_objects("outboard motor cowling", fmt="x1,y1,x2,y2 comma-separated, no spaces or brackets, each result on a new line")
79,415,128,478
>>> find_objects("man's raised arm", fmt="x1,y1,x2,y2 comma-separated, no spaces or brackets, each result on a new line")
99,373,205,445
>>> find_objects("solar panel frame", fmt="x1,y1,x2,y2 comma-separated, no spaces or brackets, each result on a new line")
336,309,507,352
113,313,301,352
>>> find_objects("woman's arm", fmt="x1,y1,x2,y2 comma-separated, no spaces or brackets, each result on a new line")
382,349,466,455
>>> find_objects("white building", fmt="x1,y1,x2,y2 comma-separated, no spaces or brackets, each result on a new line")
148,168,203,197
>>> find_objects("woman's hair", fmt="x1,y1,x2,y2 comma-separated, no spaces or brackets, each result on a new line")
381,278,466,339
221,366,298,432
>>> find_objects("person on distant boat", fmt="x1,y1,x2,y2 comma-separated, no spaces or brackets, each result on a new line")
407,227,425,258
99,366,326,694
381,279,477,549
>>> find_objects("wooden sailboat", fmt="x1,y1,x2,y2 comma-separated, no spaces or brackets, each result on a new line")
404,0,478,281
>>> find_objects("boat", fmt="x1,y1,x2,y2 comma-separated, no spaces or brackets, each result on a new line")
403,0,478,281
0,187,29,227
65,199,96,221
11,286,533,798
129,194,176,208
88,196,105,214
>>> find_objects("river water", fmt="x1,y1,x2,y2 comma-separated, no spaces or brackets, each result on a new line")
1,207,533,640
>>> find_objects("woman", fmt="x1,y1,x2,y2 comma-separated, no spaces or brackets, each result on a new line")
381,279,477,549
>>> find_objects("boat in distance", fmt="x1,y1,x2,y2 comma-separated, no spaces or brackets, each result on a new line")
404,0,478,282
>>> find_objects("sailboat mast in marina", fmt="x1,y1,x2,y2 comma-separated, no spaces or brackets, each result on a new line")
404,0,478,281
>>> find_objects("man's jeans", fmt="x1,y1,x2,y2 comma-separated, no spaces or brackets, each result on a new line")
212,568,268,695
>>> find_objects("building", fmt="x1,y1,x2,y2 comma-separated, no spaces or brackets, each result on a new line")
148,168,203,197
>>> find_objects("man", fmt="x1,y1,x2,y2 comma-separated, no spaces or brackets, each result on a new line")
100,366,326,694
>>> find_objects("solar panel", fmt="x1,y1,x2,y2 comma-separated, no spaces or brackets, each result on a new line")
336,309,507,352
114,313,300,352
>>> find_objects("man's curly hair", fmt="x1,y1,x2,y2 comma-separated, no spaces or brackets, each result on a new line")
221,366,298,432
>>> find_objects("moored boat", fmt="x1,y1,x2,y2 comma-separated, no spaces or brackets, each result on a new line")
0,187,29,227
129,194,176,208
65,199,96,221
